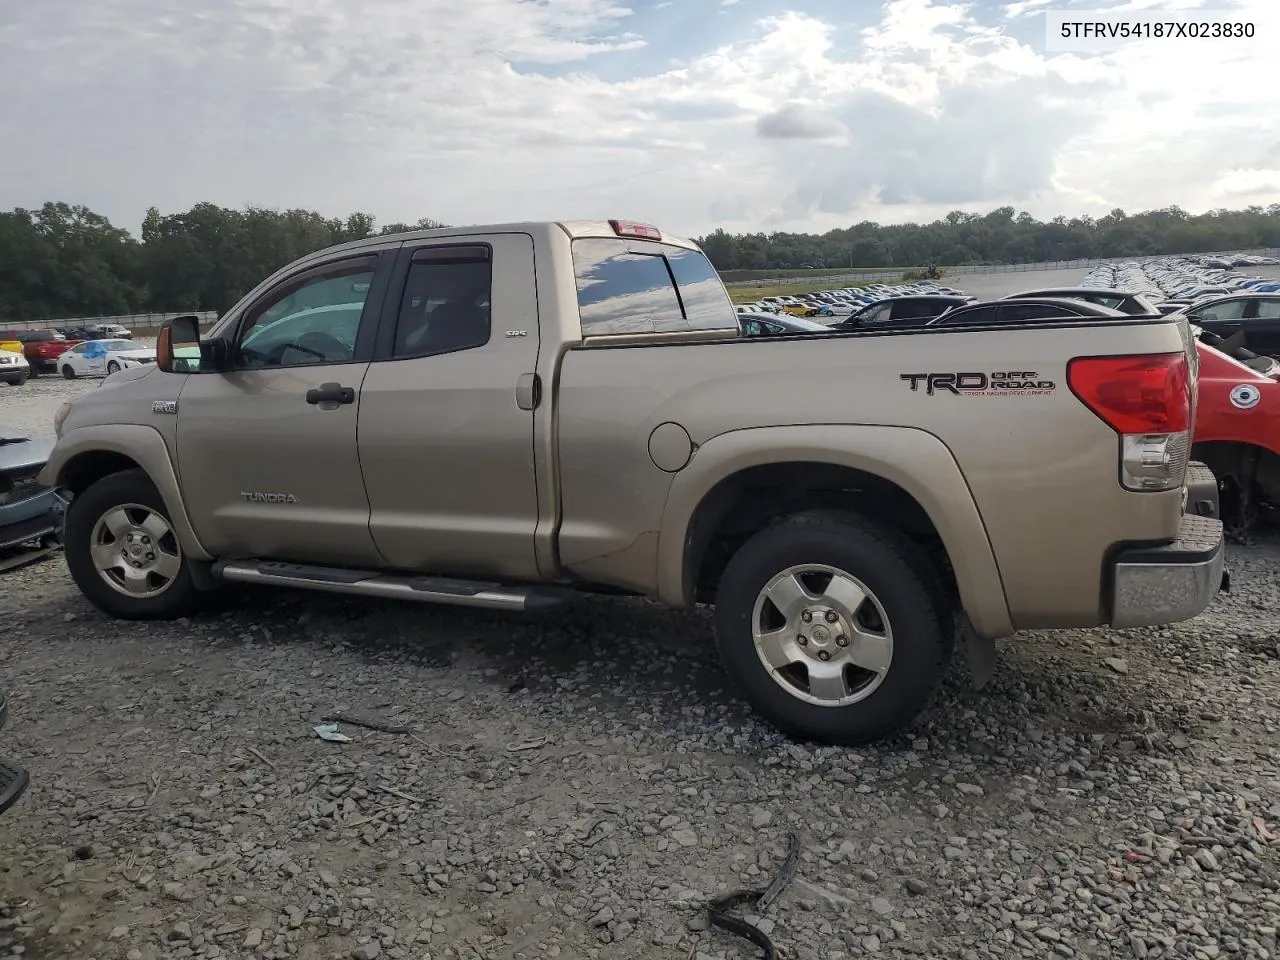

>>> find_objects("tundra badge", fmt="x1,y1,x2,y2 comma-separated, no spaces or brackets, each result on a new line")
240,492,299,504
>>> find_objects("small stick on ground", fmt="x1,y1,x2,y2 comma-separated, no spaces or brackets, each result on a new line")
319,714,410,734
247,747,276,770
375,785,430,805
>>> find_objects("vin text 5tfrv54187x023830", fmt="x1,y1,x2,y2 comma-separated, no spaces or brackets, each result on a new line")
39,218,1226,745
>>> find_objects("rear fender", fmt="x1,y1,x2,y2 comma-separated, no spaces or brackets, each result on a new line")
656,424,1015,639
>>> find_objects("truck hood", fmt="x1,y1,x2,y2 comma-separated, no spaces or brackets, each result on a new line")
101,363,158,389
0,433,56,474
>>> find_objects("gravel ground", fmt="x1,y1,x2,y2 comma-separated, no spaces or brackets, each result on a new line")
2,375,103,439
4,279,1279,958
0,532,1277,960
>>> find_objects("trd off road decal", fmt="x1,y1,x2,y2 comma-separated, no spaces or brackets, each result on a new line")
899,371,1056,397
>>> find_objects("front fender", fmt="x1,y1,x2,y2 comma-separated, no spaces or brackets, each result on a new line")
655,424,1014,639
39,424,213,561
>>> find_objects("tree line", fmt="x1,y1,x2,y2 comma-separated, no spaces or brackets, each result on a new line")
701,204,1280,277
2,200,1279,322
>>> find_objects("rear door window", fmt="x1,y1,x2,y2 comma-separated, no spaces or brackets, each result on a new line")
936,305,999,326
999,303,1074,322
1191,299,1249,322
857,303,892,324
890,298,948,321
572,238,738,336
1252,299,1280,319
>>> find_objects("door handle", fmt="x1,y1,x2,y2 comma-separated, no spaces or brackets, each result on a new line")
305,382,355,405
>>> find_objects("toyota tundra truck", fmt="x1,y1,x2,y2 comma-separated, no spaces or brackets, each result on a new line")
39,220,1226,745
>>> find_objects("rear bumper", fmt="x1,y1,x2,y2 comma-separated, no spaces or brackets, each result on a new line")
1109,512,1226,629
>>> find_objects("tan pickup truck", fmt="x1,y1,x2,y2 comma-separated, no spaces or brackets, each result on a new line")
41,219,1227,745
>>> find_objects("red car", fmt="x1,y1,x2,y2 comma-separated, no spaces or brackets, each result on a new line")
0,330,80,377
1191,332,1280,535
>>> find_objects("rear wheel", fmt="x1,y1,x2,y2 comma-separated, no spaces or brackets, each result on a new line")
64,469,205,620
61,364,76,379
714,510,950,745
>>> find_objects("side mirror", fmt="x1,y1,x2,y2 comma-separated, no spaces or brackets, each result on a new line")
157,315,202,373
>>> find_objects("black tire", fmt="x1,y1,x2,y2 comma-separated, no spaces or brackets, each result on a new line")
64,468,205,620
61,364,75,379
28,365,39,379
106,360,120,374
714,509,950,746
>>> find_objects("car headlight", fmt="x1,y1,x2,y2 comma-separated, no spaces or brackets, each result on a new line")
53,401,71,436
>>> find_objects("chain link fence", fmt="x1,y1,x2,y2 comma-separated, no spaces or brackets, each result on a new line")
2,311,220,335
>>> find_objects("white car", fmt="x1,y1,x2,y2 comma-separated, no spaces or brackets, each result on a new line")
0,345,29,387
58,339,156,379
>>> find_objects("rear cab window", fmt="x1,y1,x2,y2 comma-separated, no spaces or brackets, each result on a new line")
571,238,738,337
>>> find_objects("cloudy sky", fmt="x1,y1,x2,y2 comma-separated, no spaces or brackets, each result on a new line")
1,0,1275,237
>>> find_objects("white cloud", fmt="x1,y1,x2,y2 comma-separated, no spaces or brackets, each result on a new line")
1211,169,1280,200
0,0,1276,238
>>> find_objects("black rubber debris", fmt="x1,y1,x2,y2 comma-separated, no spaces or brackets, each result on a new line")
706,831,801,959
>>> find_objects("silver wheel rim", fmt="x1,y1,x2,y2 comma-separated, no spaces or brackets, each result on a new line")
107,362,119,373
90,503,182,599
750,563,894,707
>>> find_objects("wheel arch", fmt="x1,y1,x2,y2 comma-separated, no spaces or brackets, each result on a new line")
40,425,213,561
656,424,1014,639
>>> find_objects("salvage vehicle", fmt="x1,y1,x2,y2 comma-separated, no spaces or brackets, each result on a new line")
59,338,157,379
0,347,29,387
1176,293,1280,358
833,295,972,329
1189,329,1280,537
0,693,29,817
928,298,1128,327
0,329,79,377
738,313,831,337
41,219,1225,745
1000,288,1161,316
1,431,63,555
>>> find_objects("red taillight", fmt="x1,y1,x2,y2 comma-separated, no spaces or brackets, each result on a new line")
1066,352,1190,434
609,219,662,241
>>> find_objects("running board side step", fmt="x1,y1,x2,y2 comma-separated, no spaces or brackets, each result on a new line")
212,559,574,612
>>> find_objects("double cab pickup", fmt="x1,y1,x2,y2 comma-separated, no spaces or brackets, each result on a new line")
41,219,1226,744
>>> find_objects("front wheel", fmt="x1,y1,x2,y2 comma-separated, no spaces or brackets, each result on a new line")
106,360,121,374
61,364,76,379
63,468,205,620
714,510,950,746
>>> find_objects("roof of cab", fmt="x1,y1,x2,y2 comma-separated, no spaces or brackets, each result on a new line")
315,220,700,257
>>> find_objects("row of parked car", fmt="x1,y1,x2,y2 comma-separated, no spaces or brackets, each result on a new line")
736,280,971,320
0,324,153,386
1081,256,1280,316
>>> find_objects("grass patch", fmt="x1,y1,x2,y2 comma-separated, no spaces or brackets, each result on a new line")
719,266,923,282
728,279,881,304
